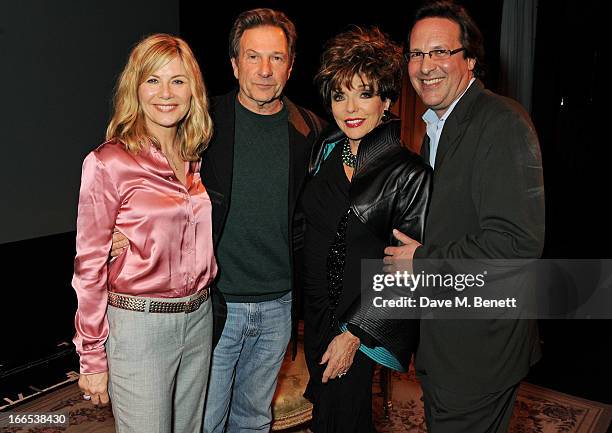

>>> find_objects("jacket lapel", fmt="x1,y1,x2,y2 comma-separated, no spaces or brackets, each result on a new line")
420,135,431,163
208,91,236,202
285,97,312,138
285,97,313,216
434,80,483,171
354,117,402,176
202,91,237,246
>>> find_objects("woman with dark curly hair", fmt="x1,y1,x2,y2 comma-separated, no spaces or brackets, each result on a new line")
300,27,431,432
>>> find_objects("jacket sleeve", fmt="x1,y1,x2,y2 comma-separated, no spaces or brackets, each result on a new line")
414,109,545,260
346,323,377,347
391,163,432,245
72,152,120,374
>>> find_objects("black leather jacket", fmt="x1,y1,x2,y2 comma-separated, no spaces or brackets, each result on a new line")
309,117,431,246
308,117,432,371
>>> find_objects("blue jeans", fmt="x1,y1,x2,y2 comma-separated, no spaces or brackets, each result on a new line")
204,291,292,433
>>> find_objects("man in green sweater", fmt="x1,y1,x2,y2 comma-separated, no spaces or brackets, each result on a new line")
200,9,323,433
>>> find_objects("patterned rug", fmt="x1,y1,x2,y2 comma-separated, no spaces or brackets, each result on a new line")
370,369,612,433
2,368,610,433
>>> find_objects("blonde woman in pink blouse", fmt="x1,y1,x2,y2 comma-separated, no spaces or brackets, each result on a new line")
72,34,216,433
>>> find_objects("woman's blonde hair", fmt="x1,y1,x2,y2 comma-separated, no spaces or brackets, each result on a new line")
106,33,212,160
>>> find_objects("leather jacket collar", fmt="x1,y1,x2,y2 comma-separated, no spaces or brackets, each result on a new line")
308,115,402,177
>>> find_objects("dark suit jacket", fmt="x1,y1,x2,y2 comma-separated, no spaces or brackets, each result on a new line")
201,89,324,350
414,80,545,393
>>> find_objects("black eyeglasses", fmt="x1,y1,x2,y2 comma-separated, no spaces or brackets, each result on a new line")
405,47,466,62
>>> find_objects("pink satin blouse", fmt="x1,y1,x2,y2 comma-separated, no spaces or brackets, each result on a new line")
72,140,217,374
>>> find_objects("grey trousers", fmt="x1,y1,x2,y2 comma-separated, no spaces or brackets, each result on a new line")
106,293,213,433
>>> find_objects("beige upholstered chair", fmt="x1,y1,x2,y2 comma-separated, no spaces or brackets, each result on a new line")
271,324,313,430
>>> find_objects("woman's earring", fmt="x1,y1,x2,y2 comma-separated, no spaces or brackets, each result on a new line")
381,109,391,122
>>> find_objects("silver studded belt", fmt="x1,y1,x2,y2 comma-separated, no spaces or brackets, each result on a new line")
107,288,209,314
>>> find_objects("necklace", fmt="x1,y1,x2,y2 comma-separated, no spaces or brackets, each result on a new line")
341,138,357,168
166,155,185,179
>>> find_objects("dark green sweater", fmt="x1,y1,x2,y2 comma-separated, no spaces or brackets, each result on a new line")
215,100,291,302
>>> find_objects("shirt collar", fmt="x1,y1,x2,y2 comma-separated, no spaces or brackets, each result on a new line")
422,77,476,127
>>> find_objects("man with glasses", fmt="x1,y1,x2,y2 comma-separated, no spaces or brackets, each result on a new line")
385,1,545,432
